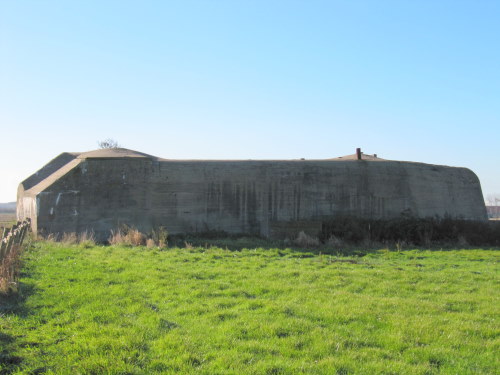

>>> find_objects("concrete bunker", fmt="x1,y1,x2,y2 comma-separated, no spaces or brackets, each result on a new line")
17,148,488,241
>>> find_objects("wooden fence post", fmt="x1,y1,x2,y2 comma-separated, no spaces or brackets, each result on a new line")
0,239,6,261
6,235,14,258
19,225,27,246
1,227,10,261
1,220,31,293
0,220,31,265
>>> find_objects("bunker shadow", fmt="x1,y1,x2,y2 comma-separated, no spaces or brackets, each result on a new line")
168,233,499,255
168,234,387,256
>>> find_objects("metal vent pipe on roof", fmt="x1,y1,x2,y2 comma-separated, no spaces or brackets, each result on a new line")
356,148,362,160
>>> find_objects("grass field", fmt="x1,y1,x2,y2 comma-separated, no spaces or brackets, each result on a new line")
0,243,498,374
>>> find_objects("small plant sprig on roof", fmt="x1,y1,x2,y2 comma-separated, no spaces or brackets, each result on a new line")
97,138,120,149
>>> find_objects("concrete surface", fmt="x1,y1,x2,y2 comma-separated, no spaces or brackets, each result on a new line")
17,148,488,241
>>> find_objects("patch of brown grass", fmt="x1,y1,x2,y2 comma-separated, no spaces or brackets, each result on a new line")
293,231,320,248
151,226,168,248
326,234,344,249
127,229,146,246
49,231,96,247
109,226,168,248
108,230,125,245
109,227,146,246
61,232,78,245
78,231,96,248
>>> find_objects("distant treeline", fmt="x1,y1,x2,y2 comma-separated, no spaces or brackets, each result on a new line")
320,216,500,247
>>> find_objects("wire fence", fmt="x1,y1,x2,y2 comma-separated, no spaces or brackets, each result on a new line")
0,218,31,293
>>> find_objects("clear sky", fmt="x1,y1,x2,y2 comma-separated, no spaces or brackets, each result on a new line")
1,0,499,203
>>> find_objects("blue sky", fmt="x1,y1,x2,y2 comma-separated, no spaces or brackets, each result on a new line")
0,0,499,202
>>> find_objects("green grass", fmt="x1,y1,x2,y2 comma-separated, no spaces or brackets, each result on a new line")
1,243,498,374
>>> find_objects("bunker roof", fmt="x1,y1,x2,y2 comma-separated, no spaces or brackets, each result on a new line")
77,148,159,160
20,147,471,200
72,148,386,162
333,153,385,161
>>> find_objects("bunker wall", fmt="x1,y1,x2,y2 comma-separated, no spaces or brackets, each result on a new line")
26,158,487,241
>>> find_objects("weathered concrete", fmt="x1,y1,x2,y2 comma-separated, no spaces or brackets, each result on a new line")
17,148,488,241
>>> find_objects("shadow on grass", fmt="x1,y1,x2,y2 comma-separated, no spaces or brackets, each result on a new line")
0,282,37,374
168,233,500,256
169,234,385,256
0,332,22,372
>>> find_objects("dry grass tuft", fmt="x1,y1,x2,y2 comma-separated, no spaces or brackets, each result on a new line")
61,232,78,245
293,231,320,248
42,233,59,243
57,231,96,247
79,231,96,248
109,227,146,246
326,235,344,248
108,230,126,245
128,229,146,246
151,226,168,248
